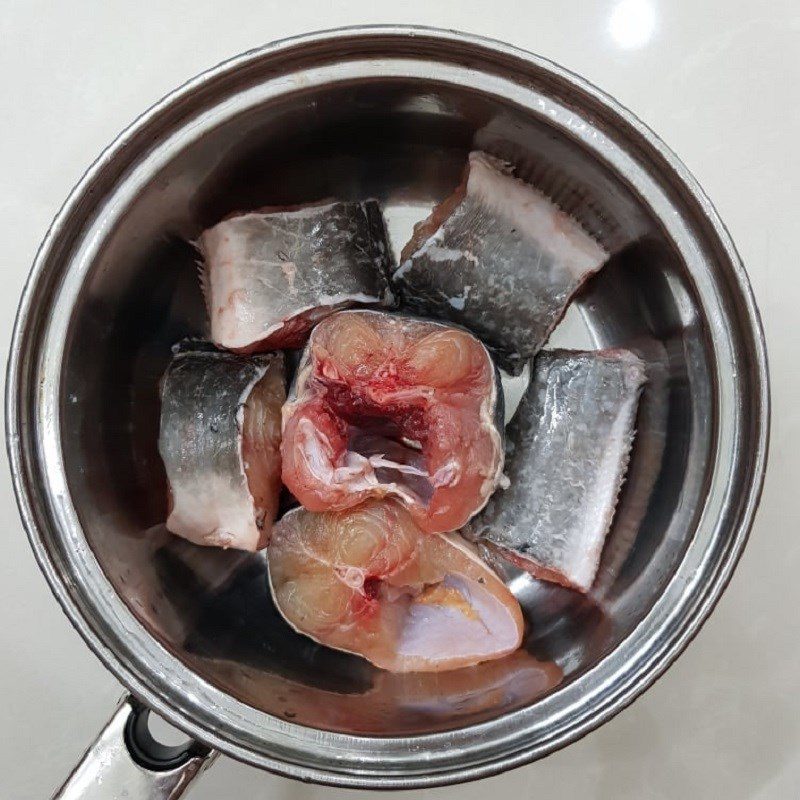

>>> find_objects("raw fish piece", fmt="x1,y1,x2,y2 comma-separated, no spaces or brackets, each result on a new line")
267,501,524,672
281,310,504,534
471,349,646,592
199,200,393,351
393,151,608,372
159,349,285,550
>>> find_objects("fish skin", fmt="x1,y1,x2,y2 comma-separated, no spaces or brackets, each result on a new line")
393,152,608,373
471,348,646,593
280,310,505,534
267,501,524,673
199,200,394,352
591,339,668,596
159,349,285,550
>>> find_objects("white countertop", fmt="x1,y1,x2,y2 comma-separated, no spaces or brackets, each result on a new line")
1,2,797,798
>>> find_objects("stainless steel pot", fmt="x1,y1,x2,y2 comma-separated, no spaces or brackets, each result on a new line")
6,25,769,798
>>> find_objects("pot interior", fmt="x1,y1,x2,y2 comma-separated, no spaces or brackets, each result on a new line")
58,72,711,735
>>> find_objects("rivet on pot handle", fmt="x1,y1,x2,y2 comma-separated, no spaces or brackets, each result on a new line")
52,695,218,800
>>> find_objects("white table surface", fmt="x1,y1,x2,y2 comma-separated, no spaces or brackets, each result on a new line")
1,2,797,798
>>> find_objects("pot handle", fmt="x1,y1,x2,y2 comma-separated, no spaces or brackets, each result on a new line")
52,695,218,800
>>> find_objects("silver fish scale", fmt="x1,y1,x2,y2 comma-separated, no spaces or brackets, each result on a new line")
203,200,392,327
159,350,277,509
474,349,646,592
394,197,590,372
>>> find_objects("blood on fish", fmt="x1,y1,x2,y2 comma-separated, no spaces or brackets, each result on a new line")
280,310,504,534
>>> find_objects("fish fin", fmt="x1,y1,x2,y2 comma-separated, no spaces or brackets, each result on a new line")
475,146,632,254
196,258,211,315
523,158,623,254
186,237,211,315
478,150,614,256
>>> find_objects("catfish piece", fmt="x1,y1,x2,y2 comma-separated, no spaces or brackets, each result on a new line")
394,151,608,372
472,349,646,592
199,200,393,351
280,310,504,534
267,501,524,672
158,349,285,550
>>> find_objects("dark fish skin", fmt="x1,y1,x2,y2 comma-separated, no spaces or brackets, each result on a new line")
471,348,646,593
393,152,608,373
159,349,285,551
199,200,394,352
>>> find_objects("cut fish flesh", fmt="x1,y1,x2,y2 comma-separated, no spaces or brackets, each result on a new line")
471,349,646,592
267,501,524,672
198,200,393,351
280,310,504,534
159,349,285,550
393,151,608,372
